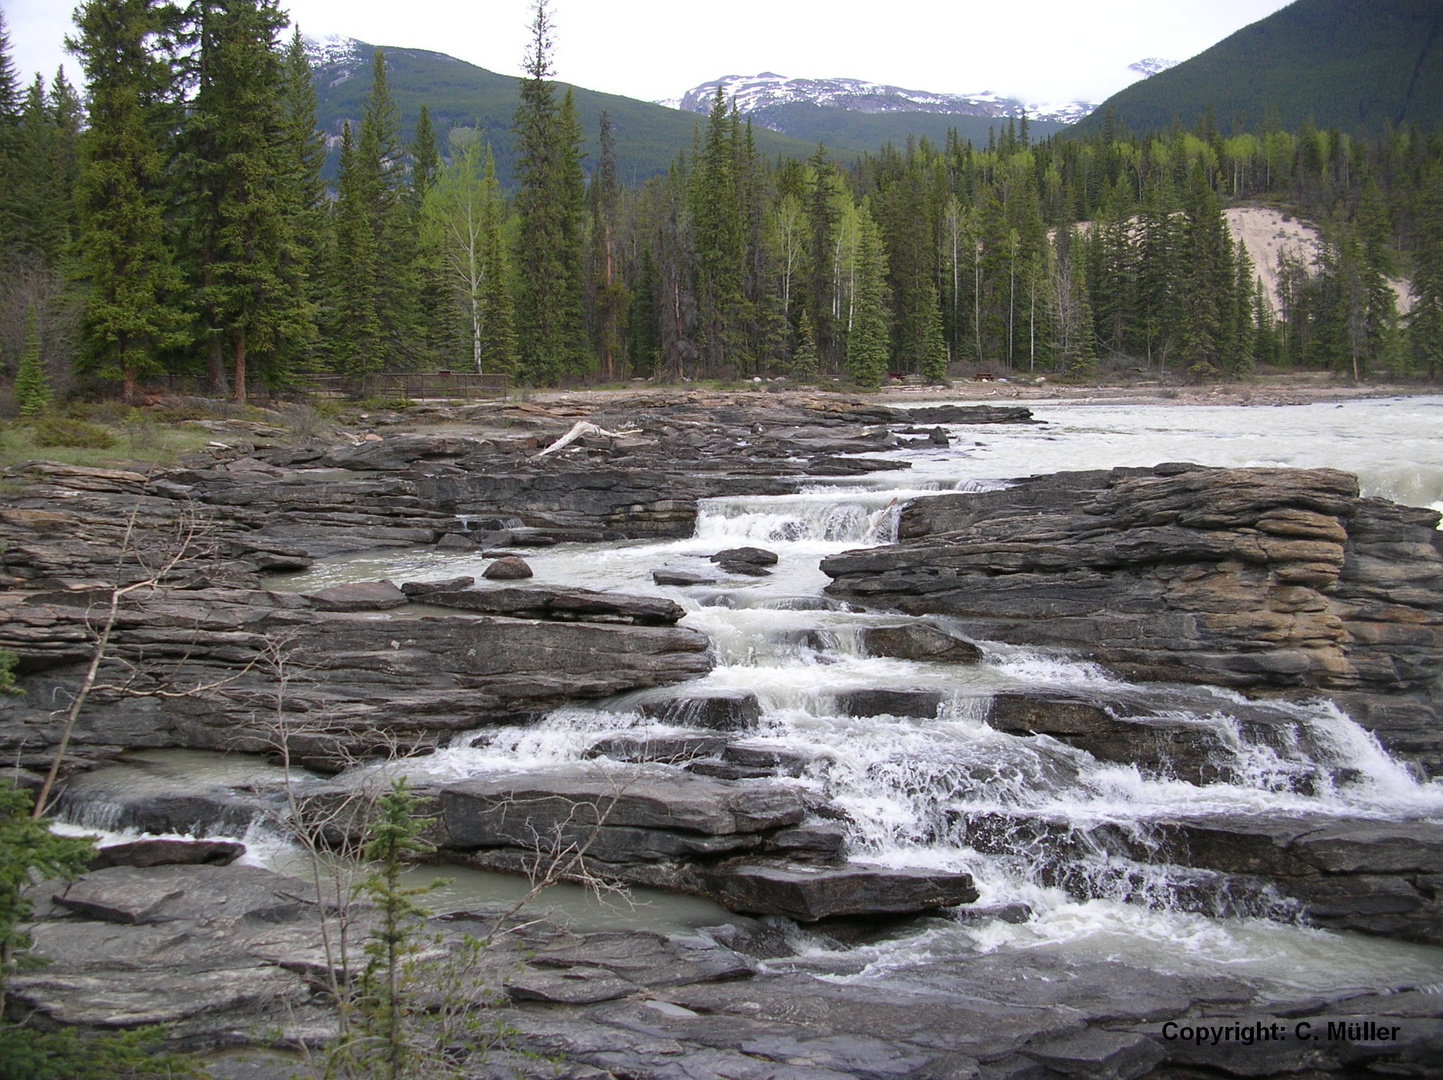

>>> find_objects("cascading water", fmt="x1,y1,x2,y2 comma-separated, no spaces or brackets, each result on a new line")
62,397,1443,998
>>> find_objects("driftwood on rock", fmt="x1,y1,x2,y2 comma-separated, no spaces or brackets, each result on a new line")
536,420,642,458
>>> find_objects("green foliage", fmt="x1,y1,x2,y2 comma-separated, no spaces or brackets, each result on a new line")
845,203,891,387
69,0,191,403
0,1024,199,1080
31,417,116,449
0,785,94,991
14,306,52,417
0,650,20,696
512,4,587,384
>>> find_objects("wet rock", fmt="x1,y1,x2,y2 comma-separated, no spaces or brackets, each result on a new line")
305,579,408,611
721,744,812,777
483,556,534,580
586,734,729,763
506,966,638,1004
710,546,779,567
701,860,978,921
858,623,983,663
434,532,477,550
88,838,246,871
651,569,717,586
835,688,945,719
438,766,808,848
421,585,685,626
55,863,310,926
640,690,763,730
1021,1027,1165,1079
400,574,475,595
822,464,1443,770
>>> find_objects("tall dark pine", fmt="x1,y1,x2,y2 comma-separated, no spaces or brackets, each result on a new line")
512,0,585,383
588,112,628,379
274,28,324,375
69,0,189,403
0,11,23,251
185,0,303,402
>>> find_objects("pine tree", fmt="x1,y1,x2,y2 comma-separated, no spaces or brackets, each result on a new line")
69,0,190,403
0,11,22,251
331,122,383,376
1409,164,1443,380
187,0,304,402
691,88,745,373
478,147,518,377
791,308,819,380
410,104,453,367
627,245,660,378
512,2,585,384
845,201,891,387
588,112,629,379
275,28,325,375
14,304,52,416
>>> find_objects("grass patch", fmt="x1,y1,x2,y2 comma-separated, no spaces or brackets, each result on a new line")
0,415,217,470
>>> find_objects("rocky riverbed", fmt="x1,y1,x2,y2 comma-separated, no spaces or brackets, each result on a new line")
4,390,1442,1079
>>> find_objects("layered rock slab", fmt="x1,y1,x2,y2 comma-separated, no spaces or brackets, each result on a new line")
822,464,1443,769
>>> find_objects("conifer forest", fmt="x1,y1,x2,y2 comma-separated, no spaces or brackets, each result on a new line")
2,0,1443,406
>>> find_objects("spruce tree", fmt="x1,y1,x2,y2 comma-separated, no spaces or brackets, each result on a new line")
845,202,891,388
69,0,190,403
478,146,518,377
331,122,383,376
410,104,453,367
186,0,304,401
0,11,22,250
512,1,585,383
14,304,52,416
275,28,325,376
691,88,745,373
1409,165,1443,380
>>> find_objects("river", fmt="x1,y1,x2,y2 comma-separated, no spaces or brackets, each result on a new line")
65,396,1443,1004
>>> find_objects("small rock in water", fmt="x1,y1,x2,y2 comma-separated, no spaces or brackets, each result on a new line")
652,569,718,586
859,624,982,664
434,533,477,550
483,556,533,580
709,546,779,566
835,688,945,719
717,561,772,577
641,691,763,731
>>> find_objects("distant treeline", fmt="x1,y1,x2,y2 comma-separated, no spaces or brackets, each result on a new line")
2,1,1442,406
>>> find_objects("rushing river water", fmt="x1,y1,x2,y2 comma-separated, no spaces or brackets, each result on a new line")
64,397,1443,1002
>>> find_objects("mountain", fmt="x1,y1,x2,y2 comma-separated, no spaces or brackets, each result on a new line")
302,36,816,185
1077,0,1443,135
667,72,1086,151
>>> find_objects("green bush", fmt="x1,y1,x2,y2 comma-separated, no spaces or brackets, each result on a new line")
31,418,116,450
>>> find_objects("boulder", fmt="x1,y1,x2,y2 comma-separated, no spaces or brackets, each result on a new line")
483,556,534,580
651,569,717,586
835,688,945,719
858,623,982,663
640,690,762,730
709,546,779,567
400,575,476,595
88,838,246,871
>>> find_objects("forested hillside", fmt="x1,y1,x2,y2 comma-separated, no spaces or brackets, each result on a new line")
1080,0,1443,136
2,0,1442,412
305,38,816,186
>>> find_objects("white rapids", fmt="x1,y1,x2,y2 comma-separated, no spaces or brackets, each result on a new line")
130,397,1443,996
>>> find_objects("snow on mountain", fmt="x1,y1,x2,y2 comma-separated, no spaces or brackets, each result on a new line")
673,60,1181,128
1128,57,1179,78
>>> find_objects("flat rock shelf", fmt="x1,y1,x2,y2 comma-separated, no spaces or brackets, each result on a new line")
5,393,1443,1079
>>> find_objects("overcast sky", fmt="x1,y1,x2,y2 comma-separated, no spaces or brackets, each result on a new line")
4,0,1294,106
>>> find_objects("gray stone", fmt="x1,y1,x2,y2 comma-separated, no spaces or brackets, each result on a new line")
710,546,779,566
421,584,686,625
483,556,534,580
89,838,245,871
305,579,407,611
702,861,978,921
859,624,983,663
835,688,945,719
641,690,763,730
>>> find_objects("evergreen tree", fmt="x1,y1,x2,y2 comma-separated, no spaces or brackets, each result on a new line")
845,201,891,387
14,304,52,415
627,245,660,377
186,0,304,401
331,122,382,376
410,104,453,366
791,308,819,380
588,112,628,379
360,49,423,370
1409,165,1443,379
512,1,585,383
0,11,22,251
274,27,325,375
478,148,518,377
69,0,190,403
691,88,746,373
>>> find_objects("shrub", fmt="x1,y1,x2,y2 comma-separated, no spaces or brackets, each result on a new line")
31,417,116,449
